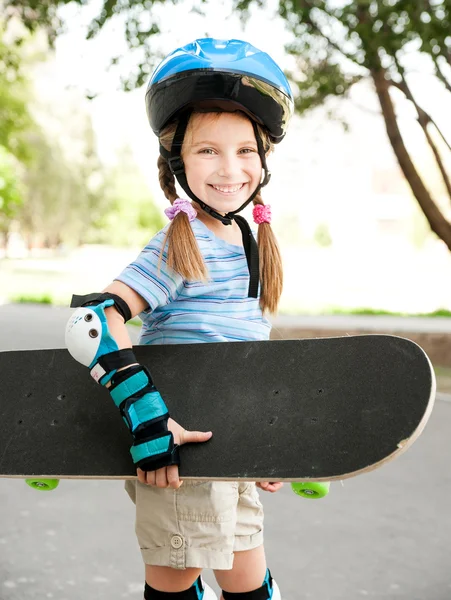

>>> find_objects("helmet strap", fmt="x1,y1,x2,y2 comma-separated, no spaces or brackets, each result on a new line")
160,113,235,226
159,112,271,299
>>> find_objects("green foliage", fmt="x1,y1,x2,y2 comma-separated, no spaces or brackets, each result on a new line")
264,0,451,112
4,0,451,97
87,146,164,246
12,293,53,304
3,0,189,90
272,0,451,112
12,107,113,248
1,12,164,248
18,127,95,247
0,34,34,161
313,222,332,247
327,306,451,318
4,0,451,252
0,146,24,234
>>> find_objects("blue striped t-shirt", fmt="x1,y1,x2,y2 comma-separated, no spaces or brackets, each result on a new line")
115,219,271,345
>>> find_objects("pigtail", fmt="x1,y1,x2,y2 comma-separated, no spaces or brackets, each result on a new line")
253,192,283,314
157,147,208,282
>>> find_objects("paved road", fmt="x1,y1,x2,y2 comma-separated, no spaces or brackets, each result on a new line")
0,305,450,600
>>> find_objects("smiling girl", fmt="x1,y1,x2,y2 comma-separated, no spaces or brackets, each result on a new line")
66,38,293,600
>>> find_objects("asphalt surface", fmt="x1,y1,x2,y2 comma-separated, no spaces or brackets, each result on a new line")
0,304,450,600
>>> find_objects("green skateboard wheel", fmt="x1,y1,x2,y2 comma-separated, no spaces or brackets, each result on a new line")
25,478,60,491
291,481,330,499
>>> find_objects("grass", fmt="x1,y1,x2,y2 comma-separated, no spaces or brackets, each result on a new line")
129,318,142,327
5,291,451,321
12,294,54,305
6,293,144,327
2,255,450,325
326,307,451,318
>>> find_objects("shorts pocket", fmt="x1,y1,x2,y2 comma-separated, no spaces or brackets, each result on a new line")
176,481,238,523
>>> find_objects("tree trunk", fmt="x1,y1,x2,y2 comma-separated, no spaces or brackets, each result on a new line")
391,78,451,200
371,67,451,250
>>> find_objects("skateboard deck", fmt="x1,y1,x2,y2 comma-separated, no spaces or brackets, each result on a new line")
0,335,435,491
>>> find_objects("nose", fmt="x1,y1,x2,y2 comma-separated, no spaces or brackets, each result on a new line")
217,153,242,179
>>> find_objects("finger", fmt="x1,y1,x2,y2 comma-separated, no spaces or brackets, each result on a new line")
137,468,146,484
266,482,283,493
180,430,213,445
166,465,181,489
146,470,156,486
155,467,168,488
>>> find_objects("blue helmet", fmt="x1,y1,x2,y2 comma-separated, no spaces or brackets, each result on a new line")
146,38,294,143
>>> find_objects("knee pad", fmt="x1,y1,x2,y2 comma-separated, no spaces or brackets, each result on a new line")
144,576,217,599
222,570,280,600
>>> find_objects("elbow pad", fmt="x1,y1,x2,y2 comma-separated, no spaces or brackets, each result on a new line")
65,296,136,386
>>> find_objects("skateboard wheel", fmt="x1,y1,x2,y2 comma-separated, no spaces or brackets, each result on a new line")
25,478,60,491
291,481,330,499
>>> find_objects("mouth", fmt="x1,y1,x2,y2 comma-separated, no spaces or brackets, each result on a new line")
208,183,246,195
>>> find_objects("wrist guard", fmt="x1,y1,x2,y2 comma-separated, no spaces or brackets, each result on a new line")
109,364,180,470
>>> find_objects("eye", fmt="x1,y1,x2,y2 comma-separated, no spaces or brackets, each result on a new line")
199,148,215,155
240,148,257,154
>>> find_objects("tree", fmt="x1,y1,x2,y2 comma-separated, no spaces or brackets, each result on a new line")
0,32,37,245
2,0,176,89
90,145,164,247
0,31,34,161
4,0,451,248
17,116,110,249
0,146,24,247
235,0,451,249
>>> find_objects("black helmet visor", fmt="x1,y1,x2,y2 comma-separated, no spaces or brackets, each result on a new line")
146,70,293,143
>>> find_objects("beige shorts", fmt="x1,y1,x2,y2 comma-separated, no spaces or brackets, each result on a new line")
125,479,264,570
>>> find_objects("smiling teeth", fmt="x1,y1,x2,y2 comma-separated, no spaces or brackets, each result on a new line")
212,184,243,193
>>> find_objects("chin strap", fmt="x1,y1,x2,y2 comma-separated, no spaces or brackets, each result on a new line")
160,111,270,299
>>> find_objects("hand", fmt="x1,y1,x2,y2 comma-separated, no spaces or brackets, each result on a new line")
256,482,284,493
137,418,212,489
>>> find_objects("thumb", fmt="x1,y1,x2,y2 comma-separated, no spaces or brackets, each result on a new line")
179,430,213,446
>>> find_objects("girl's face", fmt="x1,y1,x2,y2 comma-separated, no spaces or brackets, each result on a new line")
182,112,263,214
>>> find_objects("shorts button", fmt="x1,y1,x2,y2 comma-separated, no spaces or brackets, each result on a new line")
170,535,183,549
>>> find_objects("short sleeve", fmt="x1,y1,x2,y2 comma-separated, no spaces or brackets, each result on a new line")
114,226,184,312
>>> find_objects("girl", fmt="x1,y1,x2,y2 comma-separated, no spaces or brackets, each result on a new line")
66,38,293,600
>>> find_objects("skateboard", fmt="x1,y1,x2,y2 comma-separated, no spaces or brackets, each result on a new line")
0,335,435,499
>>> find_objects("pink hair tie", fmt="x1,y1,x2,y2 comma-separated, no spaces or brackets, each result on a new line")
253,204,272,225
164,198,197,222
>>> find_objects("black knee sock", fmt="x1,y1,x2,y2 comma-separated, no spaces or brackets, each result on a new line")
222,569,273,600
144,575,205,599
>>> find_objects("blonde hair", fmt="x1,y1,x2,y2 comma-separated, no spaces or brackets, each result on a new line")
158,112,283,314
